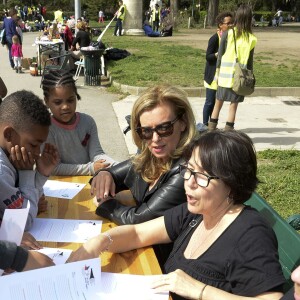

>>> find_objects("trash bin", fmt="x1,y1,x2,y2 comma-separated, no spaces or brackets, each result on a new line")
80,47,104,86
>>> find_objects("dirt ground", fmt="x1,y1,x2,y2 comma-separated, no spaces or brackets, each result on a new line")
149,23,300,59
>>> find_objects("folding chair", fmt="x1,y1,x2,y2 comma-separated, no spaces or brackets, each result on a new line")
74,57,84,81
40,52,70,86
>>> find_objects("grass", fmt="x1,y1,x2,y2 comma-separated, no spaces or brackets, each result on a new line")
94,27,300,88
257,149,300,220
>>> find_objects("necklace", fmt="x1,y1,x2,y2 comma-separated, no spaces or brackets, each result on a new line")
185,203,234,259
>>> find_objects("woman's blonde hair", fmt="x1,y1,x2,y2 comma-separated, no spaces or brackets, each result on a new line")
130,84,197,183
76,21,86,30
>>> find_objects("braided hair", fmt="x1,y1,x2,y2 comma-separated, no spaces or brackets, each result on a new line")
41,69,81,101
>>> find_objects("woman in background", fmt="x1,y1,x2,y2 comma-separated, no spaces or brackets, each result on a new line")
209,4,257,131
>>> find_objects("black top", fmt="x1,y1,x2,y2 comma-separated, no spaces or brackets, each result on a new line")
72,30,90,48
164,203,285,300
204,32,219,85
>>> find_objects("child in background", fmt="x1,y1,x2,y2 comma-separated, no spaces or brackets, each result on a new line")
11,35,23,73
41,69,117,176
0,90,59,231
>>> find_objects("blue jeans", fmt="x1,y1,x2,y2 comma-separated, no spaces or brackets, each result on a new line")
6,36,14,68
203,88,216,125
114,19,123,36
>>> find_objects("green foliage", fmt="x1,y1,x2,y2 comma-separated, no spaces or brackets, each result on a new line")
257,150,300,220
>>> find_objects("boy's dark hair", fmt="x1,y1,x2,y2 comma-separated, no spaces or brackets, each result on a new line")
184,130,259,204
41,69,81,100
0,90,50,130
215,11,233,27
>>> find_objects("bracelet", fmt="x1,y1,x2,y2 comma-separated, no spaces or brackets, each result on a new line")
102,232,113,252
198,284,207,300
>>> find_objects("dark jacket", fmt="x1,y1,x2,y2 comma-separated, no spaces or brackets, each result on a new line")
72,30,90,48
95,158,186,225
0,240,28,271
204,32,219,85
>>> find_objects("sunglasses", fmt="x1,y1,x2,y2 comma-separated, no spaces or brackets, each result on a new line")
135,116,181,140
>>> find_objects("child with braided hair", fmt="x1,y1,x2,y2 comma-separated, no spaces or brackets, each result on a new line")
41,69,117,176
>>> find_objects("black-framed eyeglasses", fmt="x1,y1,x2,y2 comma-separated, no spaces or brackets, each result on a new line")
135,116,180,140
179,165,219,187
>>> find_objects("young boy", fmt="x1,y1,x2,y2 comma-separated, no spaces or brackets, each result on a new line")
0,90,59,230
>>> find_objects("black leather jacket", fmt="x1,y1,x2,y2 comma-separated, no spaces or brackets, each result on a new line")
95,158,186,225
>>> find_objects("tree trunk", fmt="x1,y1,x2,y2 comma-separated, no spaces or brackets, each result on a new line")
207,0,219,27
170,0,178,16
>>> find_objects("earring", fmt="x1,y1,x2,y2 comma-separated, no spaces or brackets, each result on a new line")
226,195,233,205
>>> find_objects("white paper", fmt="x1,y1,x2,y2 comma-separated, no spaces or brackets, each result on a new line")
43,180,86,199
29,218,102,243
0,207,29,245
35,247,72,265
0,258,101,300
97,273,169,300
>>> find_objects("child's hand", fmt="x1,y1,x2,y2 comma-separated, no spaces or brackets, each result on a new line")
38,194,48,214
21,232,42,250
93,159,111,172
36,143,59,177
9,145,35,170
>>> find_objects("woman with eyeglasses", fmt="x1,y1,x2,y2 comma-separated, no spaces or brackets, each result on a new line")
70,130,285,299
91,84,197,228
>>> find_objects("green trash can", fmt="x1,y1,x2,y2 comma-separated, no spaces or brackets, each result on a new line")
80,48,104,86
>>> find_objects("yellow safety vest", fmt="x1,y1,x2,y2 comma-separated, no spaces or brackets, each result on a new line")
117,4,126,20
152,7,161,21
218,28,257,88
54,10,63,23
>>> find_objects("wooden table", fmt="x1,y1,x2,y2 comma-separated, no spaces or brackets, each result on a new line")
39,176,162,276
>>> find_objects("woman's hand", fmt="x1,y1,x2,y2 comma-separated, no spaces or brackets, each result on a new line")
23,251,55,271
151,269,204,300
90,171,116,202
21,232,43,250
67,235,104,263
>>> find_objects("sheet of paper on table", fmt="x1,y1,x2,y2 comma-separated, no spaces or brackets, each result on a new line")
99,272,169,300
35,247,72,265
43,180,86,199
0,258,169,300
29,218,102,243
0,258,101,300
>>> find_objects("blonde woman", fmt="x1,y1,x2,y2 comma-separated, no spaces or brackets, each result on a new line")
91,84,197,225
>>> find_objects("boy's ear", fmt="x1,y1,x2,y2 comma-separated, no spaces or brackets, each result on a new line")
3,126,14,142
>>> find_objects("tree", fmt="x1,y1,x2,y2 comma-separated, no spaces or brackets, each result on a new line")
207,0,219,26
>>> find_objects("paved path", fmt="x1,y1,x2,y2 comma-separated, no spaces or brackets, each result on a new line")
0,32,299,160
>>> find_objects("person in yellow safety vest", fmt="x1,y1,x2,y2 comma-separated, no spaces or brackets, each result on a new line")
54,8,63,23
209,4,257,131
113,0,126,36
152,4,161,32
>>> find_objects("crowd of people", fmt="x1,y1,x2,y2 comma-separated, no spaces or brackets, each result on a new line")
0,2,299,300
